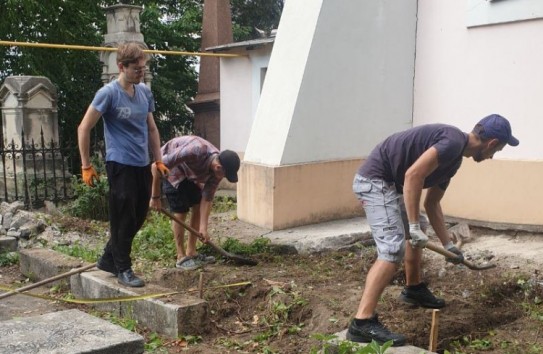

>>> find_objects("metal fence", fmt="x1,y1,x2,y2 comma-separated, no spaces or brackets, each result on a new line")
0,128,79,208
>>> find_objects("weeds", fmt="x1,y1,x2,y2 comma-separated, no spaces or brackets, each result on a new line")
216,237,271,255
311,334,393,354
132,212,176,266
0,251,18,266
212,194,237,213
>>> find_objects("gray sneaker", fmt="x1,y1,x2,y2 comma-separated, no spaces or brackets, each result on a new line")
176,256,203,270
194,253,216,264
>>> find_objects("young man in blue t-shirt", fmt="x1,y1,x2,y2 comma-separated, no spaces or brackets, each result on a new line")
348,114,519,346
77,42,169,287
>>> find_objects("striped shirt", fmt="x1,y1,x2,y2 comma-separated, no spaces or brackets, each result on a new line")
161,136,220,201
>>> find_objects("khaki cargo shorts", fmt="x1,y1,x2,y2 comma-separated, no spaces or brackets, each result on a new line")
353,174,428,263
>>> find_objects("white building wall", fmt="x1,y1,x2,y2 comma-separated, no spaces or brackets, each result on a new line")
220,47,271,154
414,0,543,161
220,56,252,153
244,0,418,166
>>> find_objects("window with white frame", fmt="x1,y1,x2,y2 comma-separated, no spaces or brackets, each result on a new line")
467,0,543,28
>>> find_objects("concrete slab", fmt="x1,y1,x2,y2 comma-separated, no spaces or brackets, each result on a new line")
267,217,372,253
0,309,144,354
71,269,208,338
0,288,68,321
332,329,436,354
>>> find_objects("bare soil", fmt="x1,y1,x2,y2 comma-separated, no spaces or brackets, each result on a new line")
2,211,543,354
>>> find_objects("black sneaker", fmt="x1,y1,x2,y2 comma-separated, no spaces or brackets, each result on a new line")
117,269,145,287
96,256,117,276
346,315,406,346
399,282,445,308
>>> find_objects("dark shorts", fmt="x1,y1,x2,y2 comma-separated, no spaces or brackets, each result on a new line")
162,179,202,213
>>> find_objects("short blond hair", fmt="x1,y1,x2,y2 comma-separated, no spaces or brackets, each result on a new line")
116,42,148,66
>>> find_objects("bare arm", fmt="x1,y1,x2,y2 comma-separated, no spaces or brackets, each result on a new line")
147,112,162,162
77,106,102,167
149,163,162,210
424,186,452,245
198,199,214,242
403,147,439,224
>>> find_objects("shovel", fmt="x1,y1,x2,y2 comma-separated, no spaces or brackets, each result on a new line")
425,243,496,271
160,208,258,266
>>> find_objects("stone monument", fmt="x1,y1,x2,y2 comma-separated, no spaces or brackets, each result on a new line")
100,4,152,86
0,76,67,204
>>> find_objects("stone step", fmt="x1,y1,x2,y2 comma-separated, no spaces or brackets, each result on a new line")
71,270,208,338
0,309,144,354
17,248,208,339
19,248,87,286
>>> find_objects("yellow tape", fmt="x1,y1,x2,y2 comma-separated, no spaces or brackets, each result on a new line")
0,40,242,58
0,281,251,304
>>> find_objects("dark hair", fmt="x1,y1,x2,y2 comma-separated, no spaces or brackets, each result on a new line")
471,124,491,143
116,42,147,66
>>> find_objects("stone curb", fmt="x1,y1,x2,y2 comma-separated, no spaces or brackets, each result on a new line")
17,248,208,338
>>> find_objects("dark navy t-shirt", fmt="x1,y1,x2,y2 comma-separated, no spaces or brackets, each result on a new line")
358,124,468,193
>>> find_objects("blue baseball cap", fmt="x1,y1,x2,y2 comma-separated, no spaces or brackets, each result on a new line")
477,114,519,146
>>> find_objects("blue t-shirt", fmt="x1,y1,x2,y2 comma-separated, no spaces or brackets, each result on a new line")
91,80,155,166
358,124,468,193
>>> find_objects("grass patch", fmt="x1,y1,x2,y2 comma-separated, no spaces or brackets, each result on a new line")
53,243,101,263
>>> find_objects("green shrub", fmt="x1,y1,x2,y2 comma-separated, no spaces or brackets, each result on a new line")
64,176,109,221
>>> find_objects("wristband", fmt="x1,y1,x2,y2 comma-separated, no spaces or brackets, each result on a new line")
151,195,161,199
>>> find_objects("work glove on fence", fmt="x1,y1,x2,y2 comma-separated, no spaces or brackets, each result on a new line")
444,242,464,264
82,165,99,187
155,161,170,177
409,223,429,248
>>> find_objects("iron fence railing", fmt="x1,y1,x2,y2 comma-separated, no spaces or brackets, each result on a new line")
0,128,79,208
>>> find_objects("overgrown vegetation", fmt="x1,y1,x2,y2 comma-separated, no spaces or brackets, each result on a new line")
0,251,18,267
132,211,177,266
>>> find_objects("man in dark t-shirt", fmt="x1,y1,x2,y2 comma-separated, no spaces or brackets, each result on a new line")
347,114,519,346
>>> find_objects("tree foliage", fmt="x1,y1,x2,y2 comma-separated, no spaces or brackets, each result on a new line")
231,0,284,41
0,0,283,158
0,0,201,150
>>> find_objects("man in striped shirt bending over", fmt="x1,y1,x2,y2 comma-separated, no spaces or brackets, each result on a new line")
150,136,240,270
